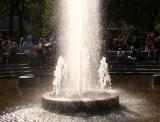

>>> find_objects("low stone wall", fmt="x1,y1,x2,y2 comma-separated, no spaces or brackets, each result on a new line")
105,51,148,62
15,51,148,64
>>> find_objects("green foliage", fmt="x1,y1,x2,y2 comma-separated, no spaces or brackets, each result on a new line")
41,0,57,36
107,0,160,31
0,0,10,19
0,0,57,37
154,24,160,32
120,22,138,35
24,0,57,36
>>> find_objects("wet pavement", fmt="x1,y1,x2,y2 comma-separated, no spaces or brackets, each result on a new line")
0,75,160,122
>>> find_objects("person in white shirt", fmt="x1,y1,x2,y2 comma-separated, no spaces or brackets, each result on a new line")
22,39,33,63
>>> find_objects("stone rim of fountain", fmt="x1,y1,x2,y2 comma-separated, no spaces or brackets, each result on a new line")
42,91,119,113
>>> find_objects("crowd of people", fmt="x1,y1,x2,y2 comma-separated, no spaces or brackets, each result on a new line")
20,34,55,67
0,38,17,64
0,34,56,67
109,32,160,64
1,31,160,66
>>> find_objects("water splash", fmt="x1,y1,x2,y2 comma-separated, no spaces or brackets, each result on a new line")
98,57,111,92
53,56,111,96
53,56,67,96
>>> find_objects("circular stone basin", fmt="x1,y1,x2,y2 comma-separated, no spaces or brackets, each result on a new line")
153,74,160,85
18,75,36,88
42,91,119,113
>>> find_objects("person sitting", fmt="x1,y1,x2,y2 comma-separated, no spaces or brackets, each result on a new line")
128,46,138,63
0,40,4,64
2,40,12,64
117,48,126,64
10,41,18,62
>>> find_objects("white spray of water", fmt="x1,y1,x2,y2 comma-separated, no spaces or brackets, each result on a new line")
58,0,101,93
53,56,67,96
53,0,111,96
98,57,111,92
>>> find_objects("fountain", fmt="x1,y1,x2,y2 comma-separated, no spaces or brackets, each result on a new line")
42,0,119,113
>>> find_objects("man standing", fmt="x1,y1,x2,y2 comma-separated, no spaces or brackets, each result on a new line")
22,35,33,63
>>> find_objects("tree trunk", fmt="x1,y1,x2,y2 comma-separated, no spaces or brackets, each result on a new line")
147,8,158,31
39,0,45,29
9,0,14,37
16,0,25,36
18,11,24,36
148,15,156,31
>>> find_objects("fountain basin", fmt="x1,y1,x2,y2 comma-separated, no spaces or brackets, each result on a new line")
42,91,119,113
18,75,36,88
153,74,160,85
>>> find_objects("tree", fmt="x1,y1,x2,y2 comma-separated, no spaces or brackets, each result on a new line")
0,0,15,37
15,0,25,36
107,0,160,31
9,0,14,37
0,0,57,37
